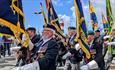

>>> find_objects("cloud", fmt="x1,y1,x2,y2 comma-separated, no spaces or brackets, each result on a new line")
70,6,76,26
111,0,115,4
67,0,72,4
58,14,71,33
52,0,63,6
52,0,58,5
70,6,75,18
83,5,88,10
58,14,70,26
93,0,105,5
27,24,32,27
111,1,115,19
70,6,74,12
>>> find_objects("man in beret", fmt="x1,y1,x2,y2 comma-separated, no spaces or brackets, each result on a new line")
12,24,59,70
36,24,59,70
64,26,82,70
95,30,100,38
81,30,105,70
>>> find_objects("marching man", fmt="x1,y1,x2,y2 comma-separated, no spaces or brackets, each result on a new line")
81,30,105,70
12,24,59,70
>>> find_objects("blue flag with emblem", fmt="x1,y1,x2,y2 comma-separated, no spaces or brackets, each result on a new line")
89,0,98,31
0,0,29,48
74,0,91,59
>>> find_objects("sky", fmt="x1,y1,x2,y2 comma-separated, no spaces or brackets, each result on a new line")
22,0,115,34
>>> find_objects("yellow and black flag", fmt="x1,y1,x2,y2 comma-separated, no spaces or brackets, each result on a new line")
45,0,65,39
74,0,91,59
0,0,29,47
11,0,25,30
0,0,17,36
0,25,14,36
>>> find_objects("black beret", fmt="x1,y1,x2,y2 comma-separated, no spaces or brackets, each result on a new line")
68,26,76,30
26,27,36,31
95,30,100,32
43,24,56,32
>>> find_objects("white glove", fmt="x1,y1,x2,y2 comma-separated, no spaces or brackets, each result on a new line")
103,35,111,39
62,52,71,59
10,47,21,52
11,67,20,70
11,61,40,70
75,43,81,51
107,42,115,46
80,65,89,70
29,39,34,51
87,60,98,69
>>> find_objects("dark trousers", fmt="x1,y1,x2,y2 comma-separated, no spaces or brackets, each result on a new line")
0,45,2,58
16,58,27,66
57,55,66,66
99,60,105,70
3,43,11,56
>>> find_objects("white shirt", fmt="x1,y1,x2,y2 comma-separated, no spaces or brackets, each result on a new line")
89,40,94,48
42,37,52,45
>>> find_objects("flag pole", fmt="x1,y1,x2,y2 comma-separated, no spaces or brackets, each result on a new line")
40,2,47,27
34,2,47,27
